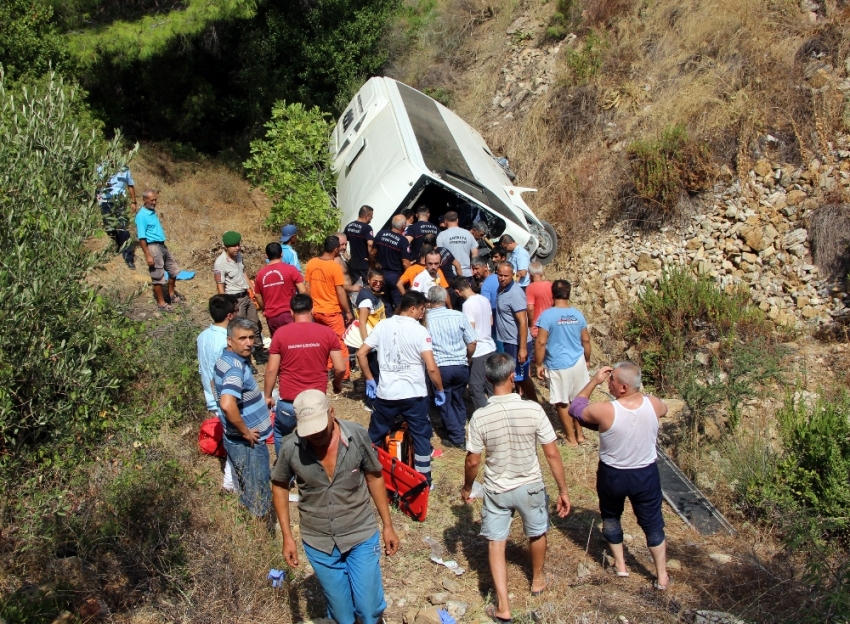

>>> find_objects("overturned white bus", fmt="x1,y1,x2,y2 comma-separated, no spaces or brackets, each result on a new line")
331,77,558,264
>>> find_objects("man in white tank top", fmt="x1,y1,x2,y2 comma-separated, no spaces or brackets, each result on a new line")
568,363,670,590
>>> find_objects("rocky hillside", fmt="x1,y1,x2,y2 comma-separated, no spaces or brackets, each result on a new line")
569,146,850,329
392,0,850,333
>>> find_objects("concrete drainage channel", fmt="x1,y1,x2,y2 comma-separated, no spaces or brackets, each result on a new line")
656,446,737,536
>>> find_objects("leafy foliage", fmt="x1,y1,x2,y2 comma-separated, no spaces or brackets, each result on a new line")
546,0,580,40
0,0,67,80
628,267,764,382
70,0,398,153
66,0,258,66
0,72,138,485
724,391,850,622
244,101,338,245
565,29,606,84
776,392,850,524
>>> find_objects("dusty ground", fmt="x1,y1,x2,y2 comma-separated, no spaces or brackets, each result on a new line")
91,147,822,624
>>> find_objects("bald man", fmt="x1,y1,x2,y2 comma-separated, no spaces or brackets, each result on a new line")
568,363,669,589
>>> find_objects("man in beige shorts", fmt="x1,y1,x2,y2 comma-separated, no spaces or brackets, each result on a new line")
534,280,591,446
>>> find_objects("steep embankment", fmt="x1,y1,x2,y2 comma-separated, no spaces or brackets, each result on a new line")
390,0,850,330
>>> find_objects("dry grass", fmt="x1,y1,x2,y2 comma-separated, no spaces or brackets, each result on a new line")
808,203,850,279
91,144,275,303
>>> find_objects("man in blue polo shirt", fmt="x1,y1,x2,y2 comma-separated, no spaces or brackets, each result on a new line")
495,262,538,402
135,189,182,312
373,214,411,313
214,317,274,517
500,235,531,288
280,224,301,271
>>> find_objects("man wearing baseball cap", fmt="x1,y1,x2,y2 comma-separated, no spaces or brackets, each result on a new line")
271,389,399,624
279,224,301,272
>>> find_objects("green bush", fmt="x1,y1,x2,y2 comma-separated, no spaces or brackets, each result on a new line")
244,101,339,245
134,318,207,435
624,125,714,224
546,0,579,40
0,72,138,488
776,391,850,524
0,0,68,80
423,86,453,107
724,391,850,622
565,30,606,84
628,267,763,380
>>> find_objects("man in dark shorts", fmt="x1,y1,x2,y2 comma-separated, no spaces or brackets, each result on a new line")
254,242,306,338
373,214,411,313
344,205,375,285
494,262,537,402
568,363,670,589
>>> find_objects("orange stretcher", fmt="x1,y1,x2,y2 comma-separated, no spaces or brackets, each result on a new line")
375,445,429,522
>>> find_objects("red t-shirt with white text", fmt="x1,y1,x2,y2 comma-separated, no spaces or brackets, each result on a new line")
269,322,340,400
254,261,304,318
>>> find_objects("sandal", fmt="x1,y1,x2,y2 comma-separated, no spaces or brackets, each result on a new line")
157,304,175,313
485,605,512,624
171,292,186,305
653,578,671,590
531,572,555,596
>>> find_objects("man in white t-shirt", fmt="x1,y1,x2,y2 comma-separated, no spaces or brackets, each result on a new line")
437,211,478,277
356,291,445,485
409,250,449,295
462,353,571,622
454,277,496,410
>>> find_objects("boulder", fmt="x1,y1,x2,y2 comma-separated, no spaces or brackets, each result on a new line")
415,607,444,624
786,189,807,205
753,160,772,178
693,611,746,624
636,252,656,272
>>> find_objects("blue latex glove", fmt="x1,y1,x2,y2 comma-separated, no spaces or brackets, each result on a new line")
267,569,285,588
438,609,456,624
366,379,378,399
435,391,446,406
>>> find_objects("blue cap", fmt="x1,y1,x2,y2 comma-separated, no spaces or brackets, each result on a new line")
280,224,297,243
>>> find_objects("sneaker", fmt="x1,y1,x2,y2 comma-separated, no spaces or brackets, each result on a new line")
253,348,269,365
126,260,136,270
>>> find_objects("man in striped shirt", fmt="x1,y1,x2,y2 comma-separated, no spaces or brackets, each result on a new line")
215,317,274,517
426,285,477,447
462,353,571,622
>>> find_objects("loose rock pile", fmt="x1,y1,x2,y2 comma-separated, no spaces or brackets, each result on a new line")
488,17,561,122
569,145,850,328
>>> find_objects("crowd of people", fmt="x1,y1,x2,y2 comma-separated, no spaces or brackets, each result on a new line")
103,183,670,624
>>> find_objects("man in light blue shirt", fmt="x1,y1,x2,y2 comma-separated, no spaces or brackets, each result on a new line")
280,224,301,271
534,280,591,446
426,285,477,447
197,294,237,490
500,235,531,288
97,163,136,269
135,190,182,311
